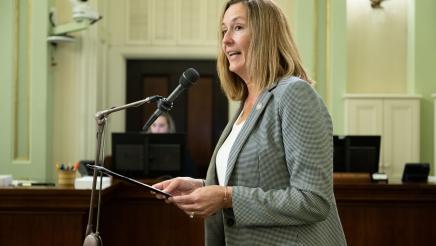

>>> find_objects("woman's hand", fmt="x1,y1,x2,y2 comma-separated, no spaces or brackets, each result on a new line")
152,177,203,200
170,185,232,218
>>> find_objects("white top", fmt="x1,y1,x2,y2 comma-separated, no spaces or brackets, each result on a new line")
216,120,245,186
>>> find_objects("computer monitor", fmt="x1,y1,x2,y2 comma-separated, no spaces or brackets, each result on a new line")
333,135,381,173
402,163,430,182
112,132,185,178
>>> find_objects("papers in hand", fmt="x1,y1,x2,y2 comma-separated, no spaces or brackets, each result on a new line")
87,164,172,197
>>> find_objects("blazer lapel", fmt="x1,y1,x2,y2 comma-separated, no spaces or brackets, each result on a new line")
224,89,274,185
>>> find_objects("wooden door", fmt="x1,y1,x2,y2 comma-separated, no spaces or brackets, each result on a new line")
126,60,228,177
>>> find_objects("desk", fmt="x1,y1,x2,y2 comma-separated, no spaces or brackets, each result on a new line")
1,181,435,246
0,185,111,245
0,182,203,246
335,180,436,246
100,182,203,246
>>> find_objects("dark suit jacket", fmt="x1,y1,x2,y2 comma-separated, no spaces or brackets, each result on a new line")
205,76,346,245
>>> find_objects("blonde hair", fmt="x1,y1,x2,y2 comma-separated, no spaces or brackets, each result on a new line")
217,0,313,101
146,112,176,133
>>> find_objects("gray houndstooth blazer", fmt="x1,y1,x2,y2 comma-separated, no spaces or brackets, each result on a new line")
205,76,347,246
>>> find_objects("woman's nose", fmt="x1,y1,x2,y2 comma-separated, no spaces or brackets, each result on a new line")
222,31,233,45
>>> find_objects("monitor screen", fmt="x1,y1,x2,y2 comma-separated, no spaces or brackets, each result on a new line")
112,132,185,178
145,133,185,176
333,135,381,173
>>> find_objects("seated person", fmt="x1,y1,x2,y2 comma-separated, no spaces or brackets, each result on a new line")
147,112,176,134
145,112,197,178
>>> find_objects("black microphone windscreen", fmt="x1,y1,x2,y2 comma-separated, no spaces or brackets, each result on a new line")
180,68,200,88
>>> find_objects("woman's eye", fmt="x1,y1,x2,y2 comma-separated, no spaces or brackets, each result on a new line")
235,25,242,31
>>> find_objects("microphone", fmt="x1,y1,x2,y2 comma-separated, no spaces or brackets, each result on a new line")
142,68,200,131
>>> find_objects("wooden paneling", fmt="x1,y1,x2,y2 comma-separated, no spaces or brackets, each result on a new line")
187,76,213,173
335,181,436,246
143,76,169,124
0,186,100,246
0,183,203,246
2,180,435,246
0,213,85,246
101,183,204,246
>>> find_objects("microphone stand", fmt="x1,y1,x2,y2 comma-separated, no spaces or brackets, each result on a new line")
83,95,163,246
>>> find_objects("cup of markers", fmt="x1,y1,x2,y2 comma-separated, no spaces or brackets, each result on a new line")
56,162,79,186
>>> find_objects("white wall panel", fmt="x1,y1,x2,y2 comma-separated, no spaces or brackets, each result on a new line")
345,98,383,135
383,99,420,178
125,0,229,47
128,0,150,42
344,95,420,178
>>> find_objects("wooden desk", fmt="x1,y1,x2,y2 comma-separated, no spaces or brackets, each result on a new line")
100,182,204,246
1,180,435,246
0,185,113,246
0,182,203,246
335,180,436,246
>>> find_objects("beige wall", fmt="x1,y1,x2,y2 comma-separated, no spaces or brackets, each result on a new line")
51,0,108,167
347,0,409,93
52,0,81,164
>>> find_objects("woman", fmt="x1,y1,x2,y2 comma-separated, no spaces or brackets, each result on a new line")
147,112,176,134
153,0,346,245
